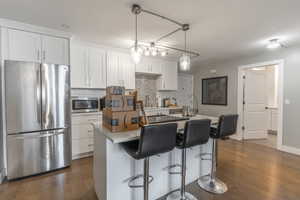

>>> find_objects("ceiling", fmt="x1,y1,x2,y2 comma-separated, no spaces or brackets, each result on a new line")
1,0,300,67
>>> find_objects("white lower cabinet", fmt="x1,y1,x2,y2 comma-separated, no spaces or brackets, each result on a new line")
72,113,102,159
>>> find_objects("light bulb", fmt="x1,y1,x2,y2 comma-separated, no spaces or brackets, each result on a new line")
144,48,150,56
151,49,158,56
179,54,191,71
160,51,167,57
131,46,143,64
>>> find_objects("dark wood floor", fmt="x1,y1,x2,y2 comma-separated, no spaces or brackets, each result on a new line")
1,140,300,200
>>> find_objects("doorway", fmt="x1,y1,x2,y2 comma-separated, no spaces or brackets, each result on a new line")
237,60,284,150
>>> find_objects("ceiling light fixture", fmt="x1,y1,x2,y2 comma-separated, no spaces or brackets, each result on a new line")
130,4,200,66
266,38,283,49
131,8,142,64
179,26,191,71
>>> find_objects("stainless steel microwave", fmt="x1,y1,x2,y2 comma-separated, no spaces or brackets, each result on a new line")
72,97,99,113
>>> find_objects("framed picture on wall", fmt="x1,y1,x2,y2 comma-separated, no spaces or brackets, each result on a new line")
202,76,228,106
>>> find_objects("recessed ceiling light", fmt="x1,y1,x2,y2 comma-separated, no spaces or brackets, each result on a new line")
266,38,282,49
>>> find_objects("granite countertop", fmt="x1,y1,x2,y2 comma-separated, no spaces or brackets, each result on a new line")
92,114,218,144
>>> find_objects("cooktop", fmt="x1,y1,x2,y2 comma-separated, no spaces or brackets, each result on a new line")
147,115,189,124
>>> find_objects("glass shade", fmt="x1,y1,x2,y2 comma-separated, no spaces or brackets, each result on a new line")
131,46,143,64
179,54,191,71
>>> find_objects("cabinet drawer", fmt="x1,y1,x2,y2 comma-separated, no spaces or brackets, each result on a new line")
72,138,94,156
72,124,94,139
72,114,102,125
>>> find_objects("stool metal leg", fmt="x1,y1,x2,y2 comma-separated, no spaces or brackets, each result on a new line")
167,148,198,200
144,157,150,200
197,139,228,194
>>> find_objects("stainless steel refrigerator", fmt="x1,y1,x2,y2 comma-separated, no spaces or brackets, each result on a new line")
4,60,71,180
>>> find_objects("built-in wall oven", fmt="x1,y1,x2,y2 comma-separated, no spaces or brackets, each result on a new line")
72,97,100,113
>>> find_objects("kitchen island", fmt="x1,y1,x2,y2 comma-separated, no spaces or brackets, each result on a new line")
93,115,218,200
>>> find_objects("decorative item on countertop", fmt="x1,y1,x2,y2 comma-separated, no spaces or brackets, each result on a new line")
136,100,148,126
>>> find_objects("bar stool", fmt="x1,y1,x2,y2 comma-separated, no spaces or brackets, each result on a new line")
197,114,238,194
167,119,212,200
121,123,178,200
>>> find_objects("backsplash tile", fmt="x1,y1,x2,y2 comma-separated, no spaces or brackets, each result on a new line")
136,73,194,108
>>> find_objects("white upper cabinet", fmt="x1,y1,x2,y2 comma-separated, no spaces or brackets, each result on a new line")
70,42,88,88
41,35,69,65
70,42,107,89
88,47,107,88
107,51,135,90
6,29,41,63
135,57,161,75
5,28,69,65
157,61,178,91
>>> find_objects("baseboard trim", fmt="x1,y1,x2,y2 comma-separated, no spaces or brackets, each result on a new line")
278,145,300,156
230,134,243,141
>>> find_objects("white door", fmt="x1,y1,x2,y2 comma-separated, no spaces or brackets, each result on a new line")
70,43,88,88
88,47,107,88
42,35,69,65
7,29,41,62
243,69,268,139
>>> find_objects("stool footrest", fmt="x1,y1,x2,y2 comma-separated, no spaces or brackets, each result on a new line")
127,174,154,188
165,164,182,175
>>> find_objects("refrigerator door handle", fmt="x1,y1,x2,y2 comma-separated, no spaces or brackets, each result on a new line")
36,67,42,125
12,129,65,140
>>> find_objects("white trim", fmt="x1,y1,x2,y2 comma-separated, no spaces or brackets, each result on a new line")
230,134,243,141
0,18,72,39
237,59,286,151
278,145,300,156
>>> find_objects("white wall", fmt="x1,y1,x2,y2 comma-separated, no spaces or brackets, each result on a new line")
193,45,300,149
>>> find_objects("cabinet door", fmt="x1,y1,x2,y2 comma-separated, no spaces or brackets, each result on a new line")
107,51,122,86
42,35,69,65
135,61,148,73
88,47,107,88
158,61,178,90
150,59,162,74
70,42,88,88
119,53,135,89
165,61,178,90
7,29,41,62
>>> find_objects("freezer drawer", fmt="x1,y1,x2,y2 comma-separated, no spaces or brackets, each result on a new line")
7,129,71,180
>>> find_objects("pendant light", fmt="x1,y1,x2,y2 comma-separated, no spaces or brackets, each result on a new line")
179,31,191,71
131,12,142,64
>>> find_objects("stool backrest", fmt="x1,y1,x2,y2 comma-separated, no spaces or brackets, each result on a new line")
183,119,211,148
138,123,178,158
217,114,238,138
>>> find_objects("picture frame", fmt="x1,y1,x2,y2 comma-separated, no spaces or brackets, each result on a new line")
202,76,228,106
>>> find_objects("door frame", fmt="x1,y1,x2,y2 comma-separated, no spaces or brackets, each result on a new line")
237,59,284,150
